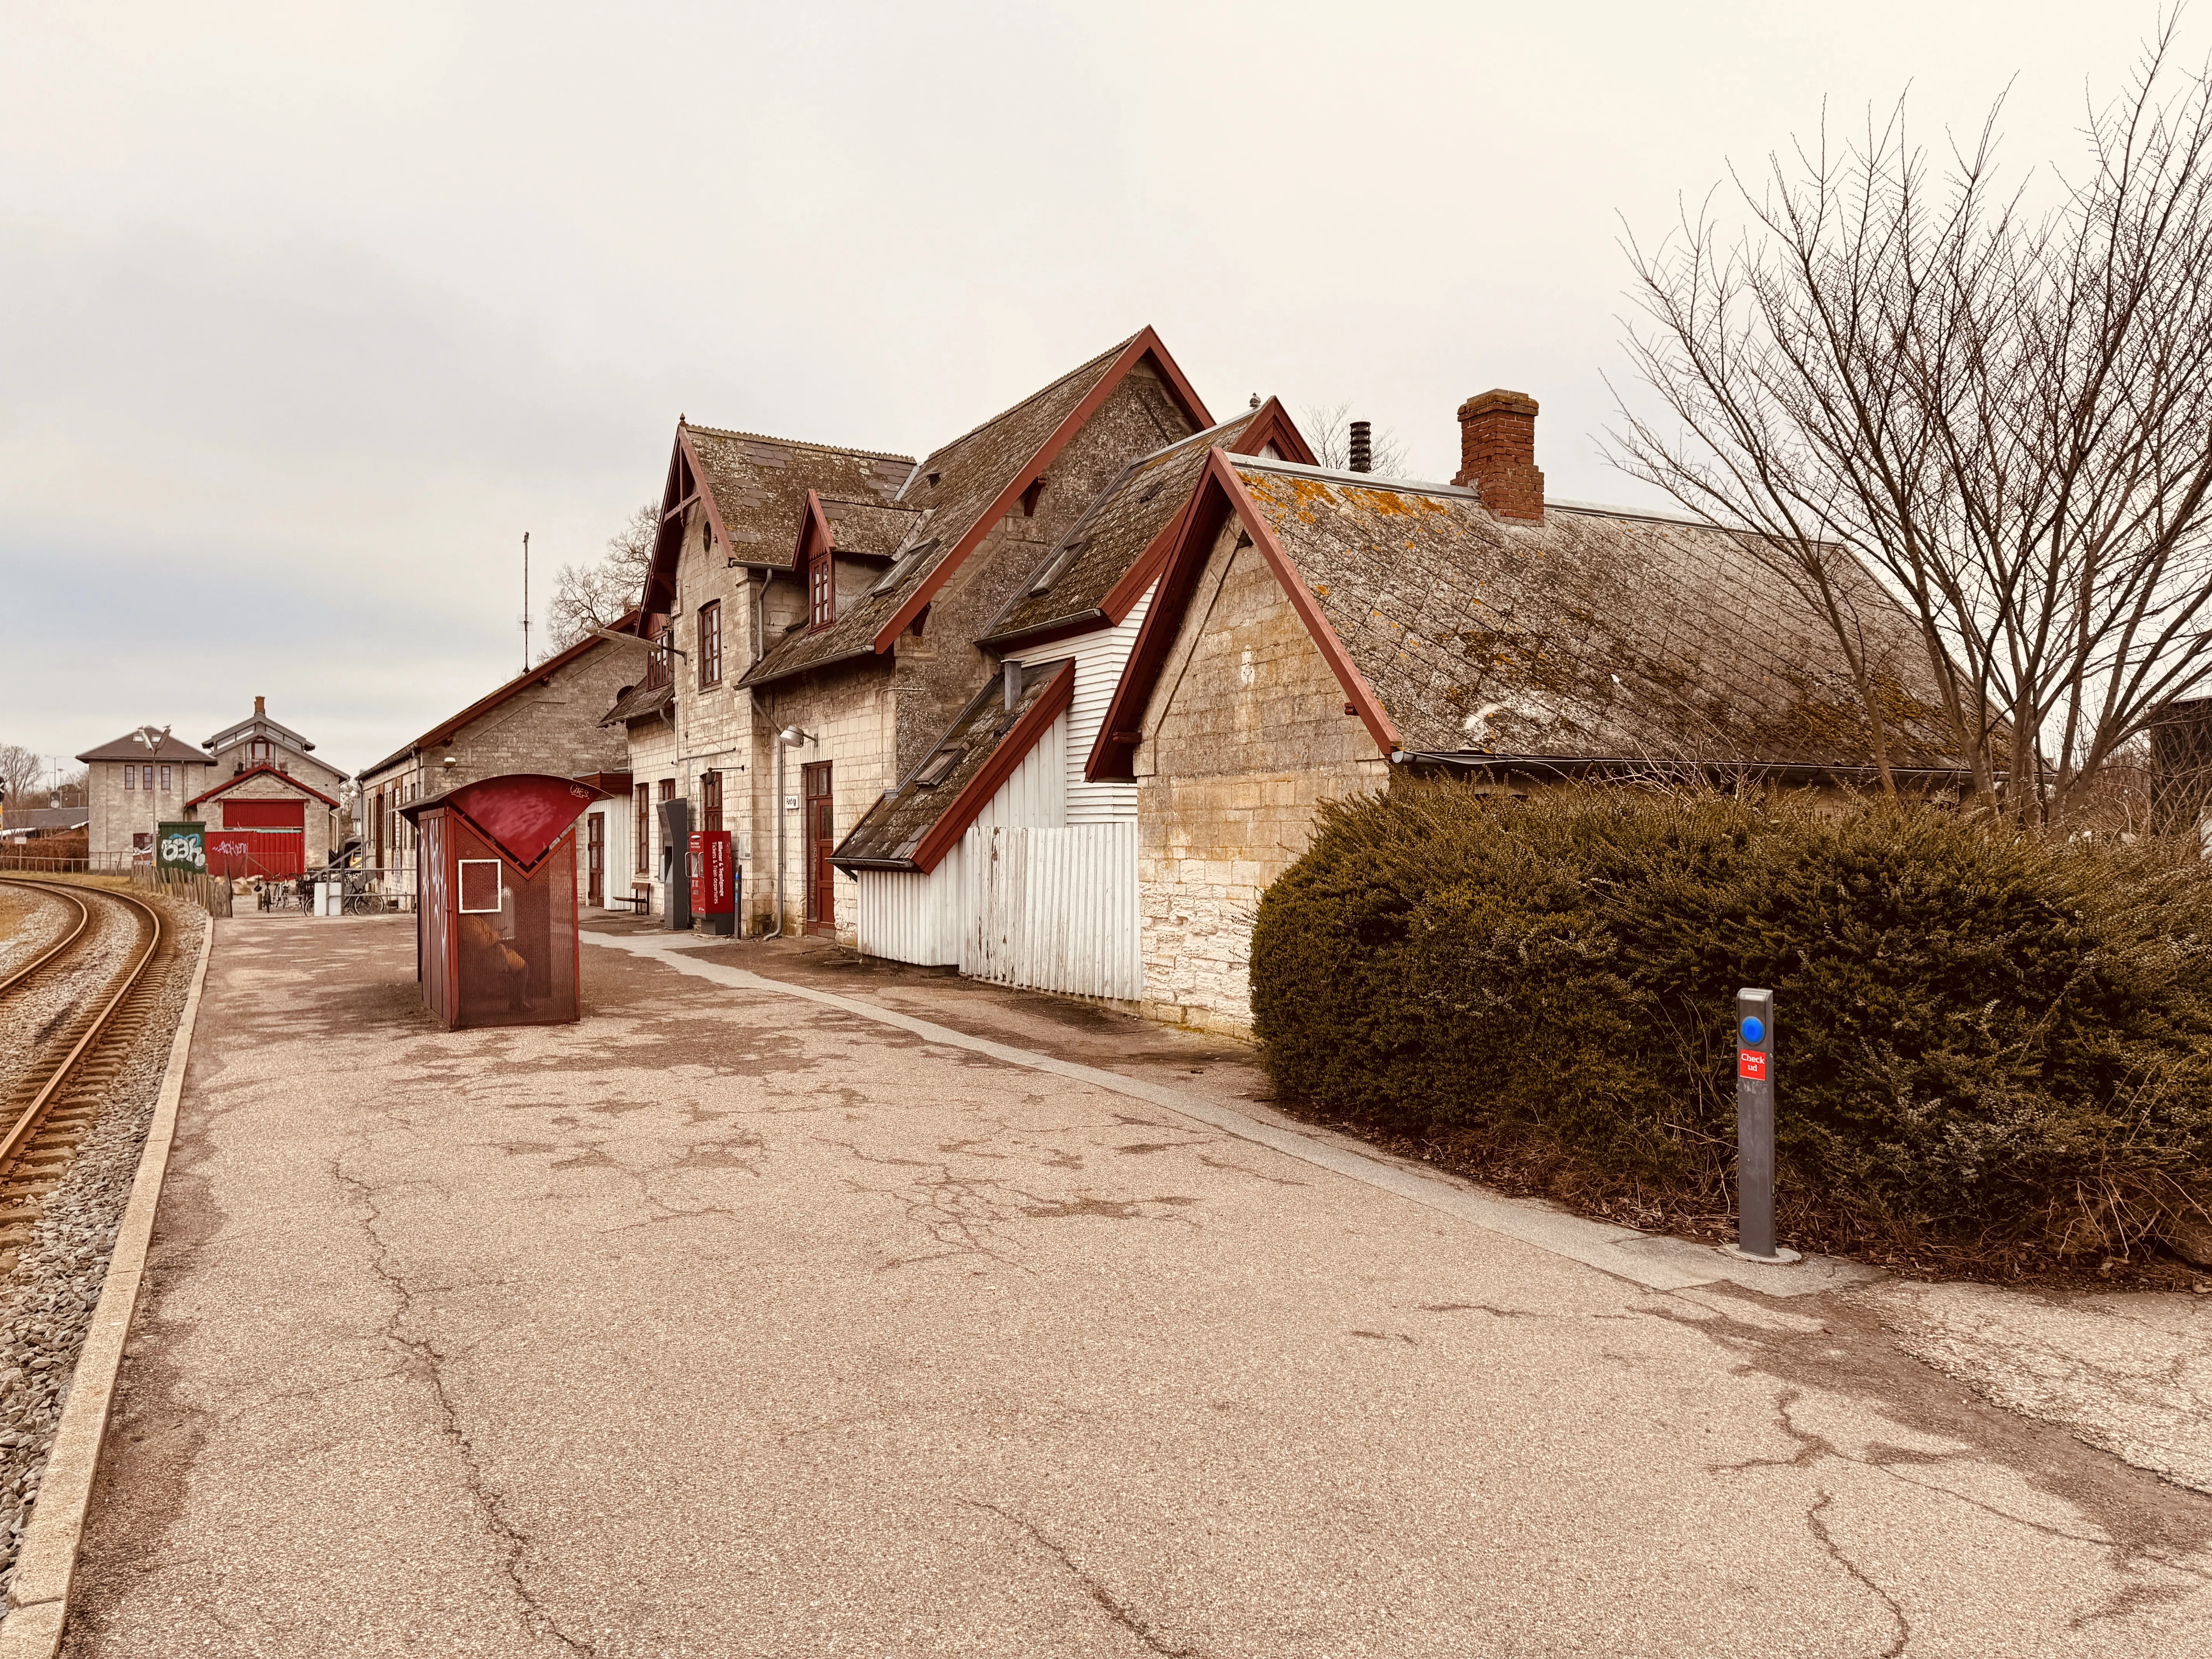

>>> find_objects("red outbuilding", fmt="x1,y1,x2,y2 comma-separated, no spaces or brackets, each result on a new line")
187,763,343,878
400,774,606,1030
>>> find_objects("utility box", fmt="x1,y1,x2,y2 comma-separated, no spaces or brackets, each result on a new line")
690,830,736,935
659,797,692,931
403,774,607,1030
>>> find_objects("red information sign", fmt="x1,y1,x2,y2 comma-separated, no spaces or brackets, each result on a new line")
1738,1048,1767,1082
689,830,733,916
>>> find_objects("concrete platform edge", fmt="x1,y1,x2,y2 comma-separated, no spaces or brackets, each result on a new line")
0,911,216,1656
590,935,1879,1301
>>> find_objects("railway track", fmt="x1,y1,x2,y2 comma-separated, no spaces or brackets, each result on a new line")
0,878,167,1271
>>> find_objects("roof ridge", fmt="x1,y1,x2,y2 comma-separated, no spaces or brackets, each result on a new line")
682,422,914,465
903,331,1144,482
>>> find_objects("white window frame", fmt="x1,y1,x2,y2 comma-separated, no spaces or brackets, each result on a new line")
457,859,504,913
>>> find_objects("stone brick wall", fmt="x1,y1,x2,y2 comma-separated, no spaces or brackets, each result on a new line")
1133,524,1388,1037
744,666,893,940
86,759,217,860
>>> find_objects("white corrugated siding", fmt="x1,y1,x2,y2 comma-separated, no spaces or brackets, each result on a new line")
853,712,1066,966
960,820,1140,1001
1007,581,1152,824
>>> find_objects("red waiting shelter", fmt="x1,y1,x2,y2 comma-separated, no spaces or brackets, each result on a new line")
401,774,606,1030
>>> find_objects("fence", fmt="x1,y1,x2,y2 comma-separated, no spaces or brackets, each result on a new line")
131,863,234,918
959,821,1141,1002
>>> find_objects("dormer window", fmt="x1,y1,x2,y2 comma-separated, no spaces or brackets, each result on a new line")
809,544,835,630
1020,476,1046,517
250,738,272,764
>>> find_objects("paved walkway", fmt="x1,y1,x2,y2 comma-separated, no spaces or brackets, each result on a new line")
58,916,2212,1656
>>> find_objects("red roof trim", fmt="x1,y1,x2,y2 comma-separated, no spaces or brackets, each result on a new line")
1092,400,1314,627
910,661,1077,873
871,327,1215,653
1085,448,1398,782
186,761,341,810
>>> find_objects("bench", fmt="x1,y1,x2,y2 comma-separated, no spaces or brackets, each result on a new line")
604,886,652,915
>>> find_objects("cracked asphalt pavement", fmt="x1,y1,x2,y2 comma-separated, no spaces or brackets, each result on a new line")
57,916,2212,1656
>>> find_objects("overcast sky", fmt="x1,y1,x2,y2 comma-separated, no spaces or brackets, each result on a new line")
0,0,2187,781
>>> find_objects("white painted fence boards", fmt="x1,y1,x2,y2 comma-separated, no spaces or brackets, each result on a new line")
960,820,1140,1001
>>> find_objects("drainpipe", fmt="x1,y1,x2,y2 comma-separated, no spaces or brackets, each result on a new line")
774,725,814,937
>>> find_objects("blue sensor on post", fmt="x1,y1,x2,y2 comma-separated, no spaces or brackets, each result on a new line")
1740,1016,1765,1045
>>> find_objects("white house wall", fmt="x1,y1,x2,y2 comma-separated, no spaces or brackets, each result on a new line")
853,710,1067,967
1003,580,1152,826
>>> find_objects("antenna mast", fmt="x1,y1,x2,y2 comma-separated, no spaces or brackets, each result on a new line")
522,531,531,672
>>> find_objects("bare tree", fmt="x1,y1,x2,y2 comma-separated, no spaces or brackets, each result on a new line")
1303,402,1412,477
0,744,41,812
546,502,658,654
1610,23,2212,824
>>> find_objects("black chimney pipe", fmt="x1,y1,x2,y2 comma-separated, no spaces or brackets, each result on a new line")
1349,420,1373,473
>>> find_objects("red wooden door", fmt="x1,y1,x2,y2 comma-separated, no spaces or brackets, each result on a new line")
803,762,833,931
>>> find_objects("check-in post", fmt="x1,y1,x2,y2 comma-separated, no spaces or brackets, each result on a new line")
1729,988,1798,1263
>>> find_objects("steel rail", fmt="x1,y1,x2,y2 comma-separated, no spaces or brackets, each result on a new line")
0,881,91,1003
0,878,165,1172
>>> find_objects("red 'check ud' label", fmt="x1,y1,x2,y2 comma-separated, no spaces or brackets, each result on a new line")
1739,1049,1767,1081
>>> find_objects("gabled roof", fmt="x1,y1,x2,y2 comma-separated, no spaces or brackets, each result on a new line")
204,709,315,754
187,762,341,810
831,659,1076,872
981,398,1313,653
1092,449,1969,783
739,327,1211,690
362,610,643,779
640,426,915,615
76,728,205,764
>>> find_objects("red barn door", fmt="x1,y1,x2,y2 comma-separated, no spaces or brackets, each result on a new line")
207,799,306,877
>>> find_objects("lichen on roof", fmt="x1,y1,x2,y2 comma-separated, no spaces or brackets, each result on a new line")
1228,459,1963,769
984,409,1262,644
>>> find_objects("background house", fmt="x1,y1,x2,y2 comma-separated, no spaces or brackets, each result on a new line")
187,763,342,877
74,726,214,864
361,617,645,908
203,696,349,797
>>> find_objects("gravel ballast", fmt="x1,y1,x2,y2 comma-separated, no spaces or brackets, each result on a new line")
0,896,203,1611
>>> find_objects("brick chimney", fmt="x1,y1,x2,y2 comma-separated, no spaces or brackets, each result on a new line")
254,694,266,717
1453,390,1544,520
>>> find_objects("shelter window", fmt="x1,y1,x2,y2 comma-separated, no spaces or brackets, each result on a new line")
698,601,723,688
810,546,835,630
458,859,503,913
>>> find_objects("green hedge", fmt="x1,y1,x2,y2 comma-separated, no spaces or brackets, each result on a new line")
1250,785,2212,1269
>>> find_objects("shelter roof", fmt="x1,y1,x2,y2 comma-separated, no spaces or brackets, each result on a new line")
832,660,1075,872
982,398,1311,651
75,729,205,764
362,611,643,779
1094,450,1968,781
740,327,1210,690
186,762,341,810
